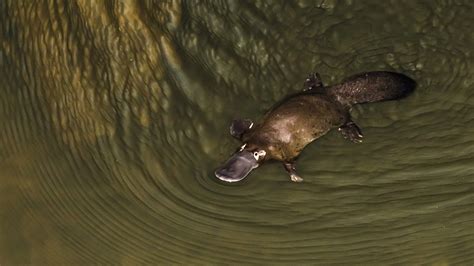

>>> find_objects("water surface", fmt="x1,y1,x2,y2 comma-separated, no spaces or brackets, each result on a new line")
1,0,474,264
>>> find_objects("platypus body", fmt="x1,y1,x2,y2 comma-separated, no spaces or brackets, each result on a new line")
215,71,416,182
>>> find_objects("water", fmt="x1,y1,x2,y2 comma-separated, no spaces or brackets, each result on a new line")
1,0,474,264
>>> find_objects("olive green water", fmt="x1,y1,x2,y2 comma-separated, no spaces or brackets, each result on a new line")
1,0,474,264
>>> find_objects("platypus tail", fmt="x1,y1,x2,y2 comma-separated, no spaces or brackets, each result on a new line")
327,71,416,106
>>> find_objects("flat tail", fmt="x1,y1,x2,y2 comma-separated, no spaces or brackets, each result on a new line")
328,71,416,106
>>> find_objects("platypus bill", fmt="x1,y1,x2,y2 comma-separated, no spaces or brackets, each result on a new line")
215,71,416,183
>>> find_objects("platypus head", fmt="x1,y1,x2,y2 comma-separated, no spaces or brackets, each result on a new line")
215,143,267,182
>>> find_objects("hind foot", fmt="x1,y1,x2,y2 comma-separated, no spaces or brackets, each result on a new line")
303,72,324,91
339,121,363,143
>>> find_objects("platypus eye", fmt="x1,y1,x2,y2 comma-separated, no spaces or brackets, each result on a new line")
253,150,266,161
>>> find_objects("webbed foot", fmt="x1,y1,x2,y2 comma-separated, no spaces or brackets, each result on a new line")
283,162,304,182
290,174,304,182
338,121,363,143
230,119,254,140
303,72,324,91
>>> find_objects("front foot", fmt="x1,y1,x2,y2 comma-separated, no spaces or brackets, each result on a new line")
338,121,363,143
283,162,304,182
290,174,303,182
230,119,254,140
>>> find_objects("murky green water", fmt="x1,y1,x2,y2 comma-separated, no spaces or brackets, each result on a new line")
1,0,474,264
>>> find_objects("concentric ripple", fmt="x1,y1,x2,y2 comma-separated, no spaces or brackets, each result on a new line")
1,0,474,264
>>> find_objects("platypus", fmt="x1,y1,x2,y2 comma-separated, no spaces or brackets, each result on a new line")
215,71,416,182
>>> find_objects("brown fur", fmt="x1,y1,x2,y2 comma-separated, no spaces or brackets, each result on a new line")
241,71,415,163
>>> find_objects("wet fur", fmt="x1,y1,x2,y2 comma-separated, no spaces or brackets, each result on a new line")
241,71,415,162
